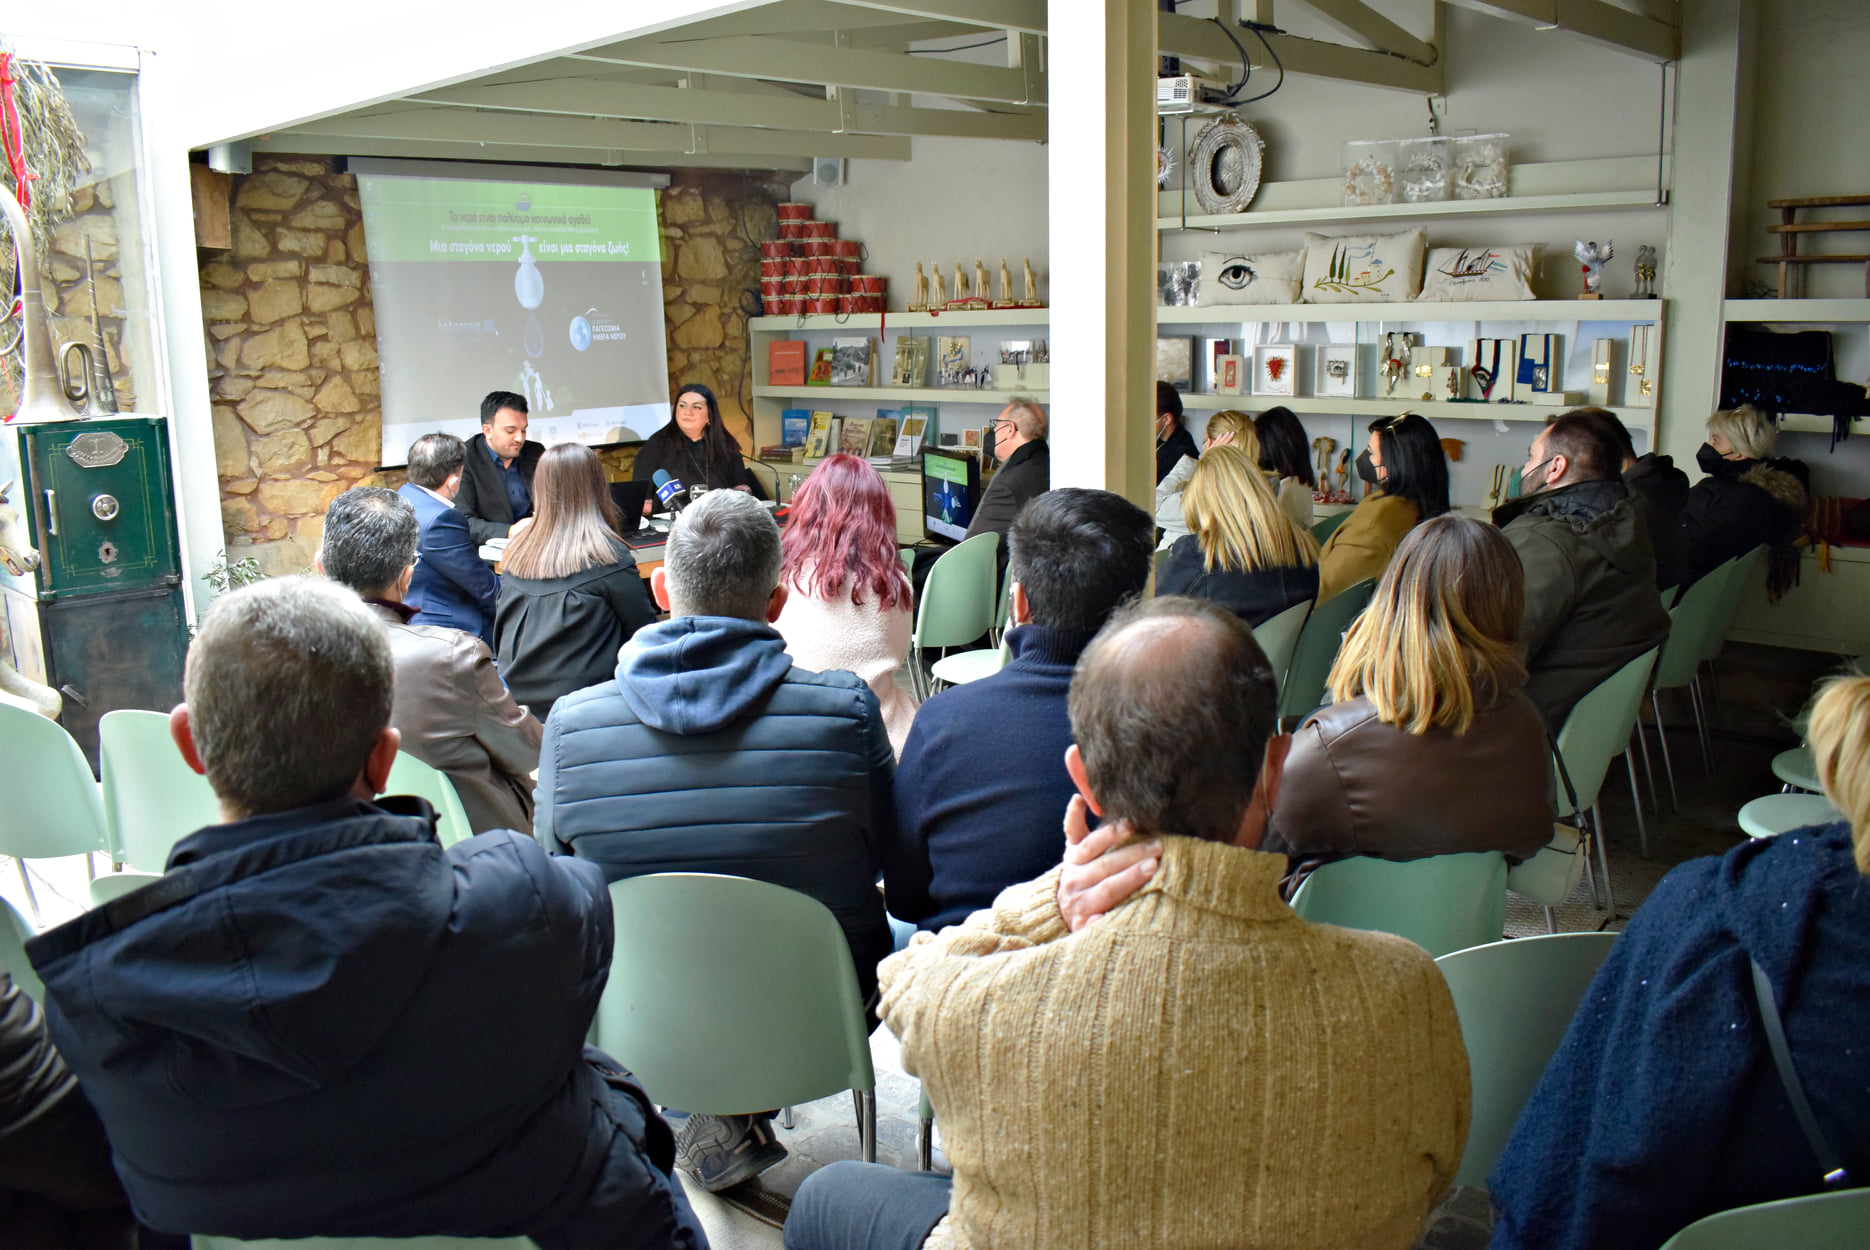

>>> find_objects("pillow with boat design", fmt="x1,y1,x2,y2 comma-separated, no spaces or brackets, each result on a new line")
1417,243,1539,302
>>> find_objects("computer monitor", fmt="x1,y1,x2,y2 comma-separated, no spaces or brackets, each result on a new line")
922,447,980,543
607,480,651,533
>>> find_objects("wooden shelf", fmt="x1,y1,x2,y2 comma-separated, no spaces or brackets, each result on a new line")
1175,393,1654,428
753,386,1038,404
1156,300,1662,324
1723,299,1870,323
1157,189,1666,233
750,308,1049,332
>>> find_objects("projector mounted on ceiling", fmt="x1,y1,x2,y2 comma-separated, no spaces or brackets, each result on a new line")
1156,72,1231,114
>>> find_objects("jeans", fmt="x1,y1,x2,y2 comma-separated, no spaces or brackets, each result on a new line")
783,1161,952,1250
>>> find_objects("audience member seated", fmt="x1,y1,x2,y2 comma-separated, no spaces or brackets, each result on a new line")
773,454,918,757
537,489,911,1192
1494,411,1670,731
396,432,500,646
24,577,704,1248
786,596,1471,1250
1256,404,1318,529
495,442,657,722
1488,670,1870,1249
1154,408,1256,550
631,382,767,501
1567,407,1689,592
1153,379,1198,485
1157,444,1321,627
1264,515,1554,876
892,489,1153,933
452,390,544,544
1317,413,1450,604
1681,403,1810,592
319,487,542,835
965,397,1050,542
0,967,148,1250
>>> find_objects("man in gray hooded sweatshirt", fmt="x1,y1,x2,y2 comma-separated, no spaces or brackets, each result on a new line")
537,489,905,1194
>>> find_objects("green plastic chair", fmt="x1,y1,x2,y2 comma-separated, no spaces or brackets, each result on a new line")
0,896,44,1002
930,635,1011,690
89,871,161,908
384,753,474,847
1276,578,1376,724
1773,745,1820,793
0,704,109,924
1696,544,1769,730
910,532,998,700
99,709,223,873
593,873,877,1161
1435,932,1620,1189
1310,510,1352,544
1738,793,1842,839
1645,568,1735,809
1657,1189,1870,1250
1551,648,1658,918
193,1237,538,1249
1287,852,1507,959
1249,597,1312,695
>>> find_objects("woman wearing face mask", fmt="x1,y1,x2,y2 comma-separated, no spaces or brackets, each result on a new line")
631,382,769,508
1680,404,1808,594
1315,412,1451,604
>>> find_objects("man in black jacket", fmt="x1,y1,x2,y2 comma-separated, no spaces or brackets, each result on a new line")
964,397,1051,542
453,391,546,544
1155,379,1199,484
1567,407,1690,592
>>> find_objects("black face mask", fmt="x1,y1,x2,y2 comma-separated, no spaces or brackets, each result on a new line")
1696,442,1744,476
1355,448,1379,484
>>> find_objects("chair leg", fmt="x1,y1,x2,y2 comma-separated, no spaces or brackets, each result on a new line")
1543,905,1558,935
1689,676,1715,774
84,852,96,882
1581,830,1601,910
860,1089,877,1164
1703,659,1728,731
1591,804,1617,918
1632,714,1659,815
14,860,40,926
1651,691,1680,813
779,1107,794,1130
1624,749,1649,860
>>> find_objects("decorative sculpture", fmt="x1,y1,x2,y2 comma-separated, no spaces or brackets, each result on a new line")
910,262,929,312
996,258,1014,308
1574,239,1614,299
951,261,969,306
930,262,946,309
973,258,990,308
1019,257,1043,308
1634,245,1658,299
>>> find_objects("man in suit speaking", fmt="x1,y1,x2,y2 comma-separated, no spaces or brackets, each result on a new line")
396,433,500,647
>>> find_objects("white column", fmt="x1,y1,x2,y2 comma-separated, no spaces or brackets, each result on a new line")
1045,0,1157,506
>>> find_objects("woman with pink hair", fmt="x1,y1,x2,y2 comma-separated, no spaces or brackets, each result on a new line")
774,454,919,756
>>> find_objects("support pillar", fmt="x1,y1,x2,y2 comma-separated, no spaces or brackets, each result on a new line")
1045,0,1157,507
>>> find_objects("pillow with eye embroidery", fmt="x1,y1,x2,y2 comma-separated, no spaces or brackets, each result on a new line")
1300,229,1426,303
1417,244,1539,301
1197,250,1305,305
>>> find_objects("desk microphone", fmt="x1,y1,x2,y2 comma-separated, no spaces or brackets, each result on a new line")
651,469,687,511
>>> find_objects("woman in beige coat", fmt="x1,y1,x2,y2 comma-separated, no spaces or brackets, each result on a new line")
1316,413,1449,603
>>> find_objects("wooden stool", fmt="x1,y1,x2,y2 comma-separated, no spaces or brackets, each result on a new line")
1759,196,1870,298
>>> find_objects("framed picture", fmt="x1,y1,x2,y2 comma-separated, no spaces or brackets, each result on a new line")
1254,344,1297,397
1316,344,1357,397
1215,354,1245,396
1155,337,1194,392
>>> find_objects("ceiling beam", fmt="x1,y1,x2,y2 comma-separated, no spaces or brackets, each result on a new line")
1441,0,1679,61
1291,0,1438,64
281,107,912,160
409,78,1044,140
1159,9,1443,94
570,32,1043,102
827,0,1045,35
250,133,813,173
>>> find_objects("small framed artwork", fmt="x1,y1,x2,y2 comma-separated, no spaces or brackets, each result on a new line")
1215,354,1245,396
1317,344,1357,397
1254,344,1297,397
1155,336,1195,392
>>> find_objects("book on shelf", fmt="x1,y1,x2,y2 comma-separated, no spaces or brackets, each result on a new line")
758,444,802,464
830,337,875,387
768,340,807,386
806,348,835,386
780,409,810,447
868,411,901,459
894,409,930,458
838,415,874,457
936,336,970,386
803,411,837,459
891,337,931,387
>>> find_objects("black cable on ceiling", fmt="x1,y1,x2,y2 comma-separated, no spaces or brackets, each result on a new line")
906,35,1008,55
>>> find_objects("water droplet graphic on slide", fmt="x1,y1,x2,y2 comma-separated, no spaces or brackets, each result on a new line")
513,235,544,310
569,315,592,352
524,312,546,359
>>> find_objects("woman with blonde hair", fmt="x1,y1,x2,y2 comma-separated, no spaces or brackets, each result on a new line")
1154,410,1261,550
1155,443,1319,626
1489,668,1870,1248
1265,513,1554,868
1681,403,1809,592
494,442,657,720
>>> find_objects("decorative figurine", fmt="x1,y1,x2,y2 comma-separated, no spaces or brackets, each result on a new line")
1574,239,1614,299
995,258,1014,308
1337,448,1354,500
1020,257,1043,307
974,258,991,308
930,262,947,309
951,261,969,307
1634,245,1658,299
910,262,929,313
1310,436,1337,499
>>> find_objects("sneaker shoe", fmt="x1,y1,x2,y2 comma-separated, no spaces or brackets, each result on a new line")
674,1113,788,1192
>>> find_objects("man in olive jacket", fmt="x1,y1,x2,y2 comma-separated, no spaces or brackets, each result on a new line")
1494,411,1671,731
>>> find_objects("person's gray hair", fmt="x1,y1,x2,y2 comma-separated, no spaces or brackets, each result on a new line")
663,490,782,620
1707,403,1777,461
407,432,466,490
1005,397,1048,441
186,576,394,819
320,488,418,595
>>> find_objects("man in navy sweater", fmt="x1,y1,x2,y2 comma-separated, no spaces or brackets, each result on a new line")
891,488,1154,931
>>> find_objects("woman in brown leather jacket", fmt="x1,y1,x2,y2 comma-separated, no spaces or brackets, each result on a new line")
1264,513,1554,874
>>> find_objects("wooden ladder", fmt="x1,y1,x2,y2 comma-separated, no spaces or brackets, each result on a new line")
1760,196,1870,298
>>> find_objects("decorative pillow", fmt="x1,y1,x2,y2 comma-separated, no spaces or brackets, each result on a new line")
1197,249,1304,305
1300,229,1426,303
1417,244,1539,301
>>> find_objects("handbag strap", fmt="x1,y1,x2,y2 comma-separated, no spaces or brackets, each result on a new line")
1749,957,1852,1190
1547,733,1582,823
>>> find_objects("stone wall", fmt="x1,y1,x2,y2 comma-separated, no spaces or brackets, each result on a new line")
199,161,784,573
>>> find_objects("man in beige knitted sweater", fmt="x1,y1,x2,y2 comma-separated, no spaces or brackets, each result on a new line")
785,596,1471,1250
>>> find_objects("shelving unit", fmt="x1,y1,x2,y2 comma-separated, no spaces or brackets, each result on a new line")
1722,299,1870,322
753,386,1043,405
1157,300,1662,324
1156,190,1665,234
1177,393,1653,428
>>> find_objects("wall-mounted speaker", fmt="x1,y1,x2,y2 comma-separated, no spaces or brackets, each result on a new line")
813,157,845,188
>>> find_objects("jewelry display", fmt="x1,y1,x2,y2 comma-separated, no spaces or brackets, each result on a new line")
1589,338,1613,407
1574,240,1614,299
1317,344,1358,398
1468,337,1516,403
1409,346,1450,401
1380,331,1417,397
1627,322,1658,408
1342,140,1397,206
1397,136,1453,203
1453,133,1510,200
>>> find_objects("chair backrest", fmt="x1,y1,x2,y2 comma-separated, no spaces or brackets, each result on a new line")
594,873,874,1115
1553,648,1659,815
1657,1188,1870,1250
89,871,162,908
914,531,999,650
0,704,108,860
1701,544,1768,663
99,709,223,872
193,1237,539,1249
1311,510,1352,544
1434,932,1620,1188
1288,852,1507,959
1249,598,1312,693
1651,570,1732,692
0,895,43,1002
384,753,474,847
1277,578,1376,722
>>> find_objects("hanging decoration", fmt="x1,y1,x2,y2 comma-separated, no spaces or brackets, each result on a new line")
1189,115,1265,216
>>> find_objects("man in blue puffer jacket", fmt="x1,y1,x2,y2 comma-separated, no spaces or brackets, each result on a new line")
538,489,909,1195
25,577,705,1250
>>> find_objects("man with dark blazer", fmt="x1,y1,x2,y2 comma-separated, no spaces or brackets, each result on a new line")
454,391,546,544
397,433,500,647
964,398,1051,542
